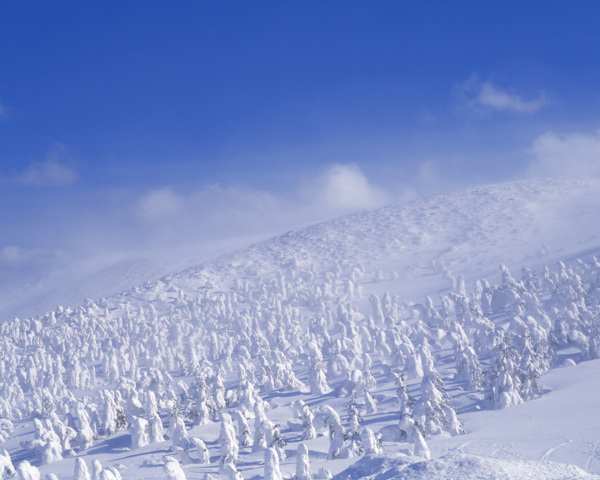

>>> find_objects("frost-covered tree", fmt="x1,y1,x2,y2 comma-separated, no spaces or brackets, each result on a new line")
163,457,186,480
145,391,164,443
412,363,461,437
394,373,414,419
252,402,269,453
306,342,332,395
219,462,243,480
190,375,215,425
98,468,118,480
75,404,96,450
171,415,190,450
0,449,14,479
16,461,40,480
361,427,382,455
485,334,523,409
219,413,239,469
231,409,252,447
518,335,544,401
295,443,312,480
92,459,103,480
264,447,282,480
41,433,63,464
298,403,316,441
454,342,484,390
412,429,430,459
236,365,257,417
101,390,119,436
255,417,286,462
345,394,363,457
74,458,92,480
130,416,149,449
191,437,211,464
212,373,227,410
325,411,345,460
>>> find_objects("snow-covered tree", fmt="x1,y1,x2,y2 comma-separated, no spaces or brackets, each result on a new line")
130,416,149,449
455,342,484,390
231,409,252,447
361,427,382,455
412,364,461,436
295,443,312,480
345,394,363,457
485,334,524,409
325,411,345,460
518,335,545,401
412,429,430,459
16,461,40,480
395,373,414,419
171,415,190,450
219,413,239,469
264,447,282,480
146,391,164,443
163,457,186,480
220,462,243,480
307,342,332,395
75,404,96,450
191,437,211,464
74,458,92,480
0,449,14,479
101,390,119,436
92,459,103,480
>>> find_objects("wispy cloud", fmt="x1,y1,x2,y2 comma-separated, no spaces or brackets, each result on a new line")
456,76,547,115
0,101,8,120
138,187,185,221
526,129,600,178
20,160,78,186
6,143,78,186
0,245,62,269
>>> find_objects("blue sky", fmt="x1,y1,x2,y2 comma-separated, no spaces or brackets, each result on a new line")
1,1,600,270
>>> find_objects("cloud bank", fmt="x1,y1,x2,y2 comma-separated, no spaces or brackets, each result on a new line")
132,163,392,248
527,130,600,178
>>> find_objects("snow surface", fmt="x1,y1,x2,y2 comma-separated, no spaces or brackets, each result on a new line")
2,178,600,480
334,452,599,480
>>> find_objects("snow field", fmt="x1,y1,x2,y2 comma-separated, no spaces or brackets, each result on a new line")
1,179,600,479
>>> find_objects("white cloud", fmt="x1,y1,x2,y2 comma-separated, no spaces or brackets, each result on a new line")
457,76,546,114
9,143,79,186
138,187,185,221
527,130,600,178
131,163,392,248
20,161,78,186
306,163,391,212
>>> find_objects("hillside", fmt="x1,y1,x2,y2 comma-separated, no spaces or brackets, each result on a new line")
1,178,600,480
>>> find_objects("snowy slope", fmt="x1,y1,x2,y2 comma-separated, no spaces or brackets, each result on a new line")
0,235,262,320
165,177,600,303
2,178,600,480
427,358,600,473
